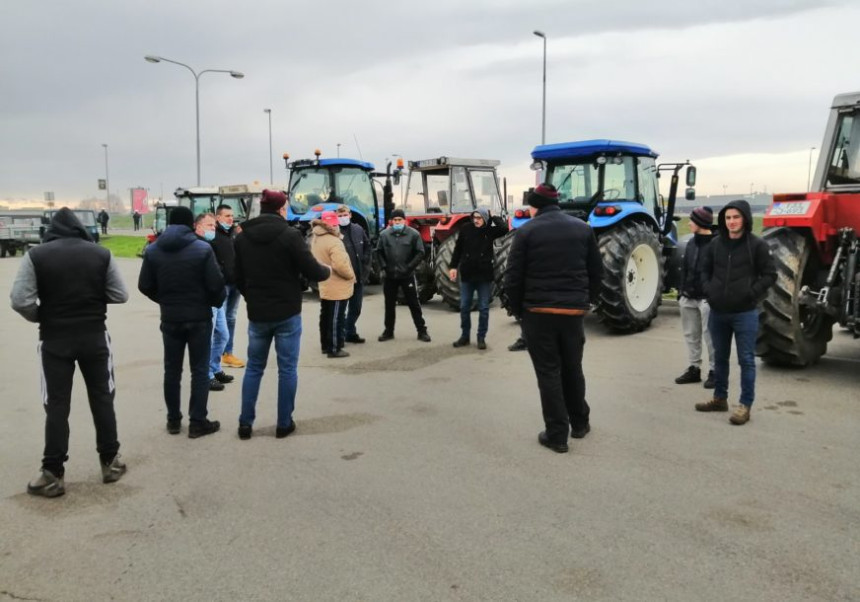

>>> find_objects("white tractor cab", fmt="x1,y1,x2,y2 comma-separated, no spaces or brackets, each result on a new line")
151,185,265,239
400,156,505,307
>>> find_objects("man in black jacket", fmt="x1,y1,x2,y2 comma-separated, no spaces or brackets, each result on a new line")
11,208,129,497
234,190,331,440
696,199,776,425
448,207,508,349
504,184,603,453
138,206,225,439
213,204,245,369
336,204,372,344
375,208,431,342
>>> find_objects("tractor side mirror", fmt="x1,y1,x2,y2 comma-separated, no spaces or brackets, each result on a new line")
685,187,696,201
393,173,401,186
685,166,697,187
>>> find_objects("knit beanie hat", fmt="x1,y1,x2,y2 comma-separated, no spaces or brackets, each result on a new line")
320,211,339,228
260,189,287,213
527,184,560,209
168,206,194,228
390,209,406,220
690,206,714,229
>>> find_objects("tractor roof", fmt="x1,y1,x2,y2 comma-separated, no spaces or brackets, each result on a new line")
532,140,658,161
290,158,375,171
832,91,860,109
408,157,500,170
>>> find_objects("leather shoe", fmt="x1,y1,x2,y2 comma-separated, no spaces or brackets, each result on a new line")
208,378,225,392
452,337,470,348
417,331,431,343
214,371,234,384
538,431,568,453
378,331,394,342
188,419,220,439
570,423,590,439
345,335,365,344
276,422,296,439
166,419,181,435
327,349,350,358
508,338,527,352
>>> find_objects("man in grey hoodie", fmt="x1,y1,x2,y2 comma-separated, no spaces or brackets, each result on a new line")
11,208,129,497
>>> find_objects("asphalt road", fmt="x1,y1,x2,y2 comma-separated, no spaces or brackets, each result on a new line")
1,257,858,601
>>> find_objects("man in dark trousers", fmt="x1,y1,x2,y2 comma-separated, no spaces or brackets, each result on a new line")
234,190,331,440
696,199,775,425
375,208,431,342
504,184,603,454
97,209,110,235
335,204,372,344
138,206,225,439
11,208,129,497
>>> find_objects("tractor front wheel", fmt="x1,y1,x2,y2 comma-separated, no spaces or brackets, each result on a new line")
492,231,515,314
757,228,833,367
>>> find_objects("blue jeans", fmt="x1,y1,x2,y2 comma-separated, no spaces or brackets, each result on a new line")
208,303,229,378
224,284,241,354
709,309,758,406
459,281,492,340
240,314,302,429
345,282,364,338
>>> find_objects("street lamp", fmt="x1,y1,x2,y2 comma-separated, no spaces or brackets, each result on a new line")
102,143,110,213
144,55,244,186
337,143,341,158
533,30,547,145
807,146,817,191
264,108,273,185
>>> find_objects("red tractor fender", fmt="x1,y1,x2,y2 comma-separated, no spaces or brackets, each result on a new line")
402,214,444,244
430,213,472,245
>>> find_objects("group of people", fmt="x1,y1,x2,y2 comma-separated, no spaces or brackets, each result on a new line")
10,185,776,497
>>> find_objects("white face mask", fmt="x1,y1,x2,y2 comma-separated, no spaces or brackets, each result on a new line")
337,216,351,227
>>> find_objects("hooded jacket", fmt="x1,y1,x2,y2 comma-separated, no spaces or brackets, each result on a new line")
375,223,425,280
310,220,355,301
11,208,128,339
678,230,714,300
138,224,226,322
701,199,776,313
449,208,509,282
211,223,237,285
234,212,331,322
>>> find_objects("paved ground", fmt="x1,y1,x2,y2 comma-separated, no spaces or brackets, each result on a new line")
0,257,858,601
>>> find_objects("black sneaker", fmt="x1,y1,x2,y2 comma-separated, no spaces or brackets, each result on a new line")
208,378,225,392
378,331,394,342
508,338,527,352
188,420,221,439
452,337,470,348
327,349,350,358
417,331,432,343
276,422,296,439
101,454,127,484
345,335,365,344
674,366,701,384
571,423,591,439
238,424,252,440
214,371,234,384
703,370,715,389
27,469,65,498
538,431,569,454
477,338,487,350
166,419,181,435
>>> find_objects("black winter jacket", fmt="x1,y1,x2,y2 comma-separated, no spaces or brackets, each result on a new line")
504,204,603,316
234,213,331,322
138,224,226,322
375,225,425,280
449,209,509,283
678,232,714,300
701,199,776,313
211,225,237,285
341,222,372,284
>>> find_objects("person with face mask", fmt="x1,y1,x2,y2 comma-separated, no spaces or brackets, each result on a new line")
375,209,431,342
335,205,372,344
212,205,245,370
311,210,355,358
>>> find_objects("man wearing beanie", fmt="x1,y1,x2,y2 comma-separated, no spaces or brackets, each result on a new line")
504,183,603,453
233,189,332,440
139,205,226,438
675,206,716,388
375,208,431,342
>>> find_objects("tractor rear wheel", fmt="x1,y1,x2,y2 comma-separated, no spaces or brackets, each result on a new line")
433,234,461,310
757,228,833,367
415,256,436,304
596,221,663,333
492,231,515,314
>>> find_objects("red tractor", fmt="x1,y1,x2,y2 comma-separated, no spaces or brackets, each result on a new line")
757,90,860,366
400,157,506,308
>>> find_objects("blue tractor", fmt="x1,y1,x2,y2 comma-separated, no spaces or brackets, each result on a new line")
495,139,696,333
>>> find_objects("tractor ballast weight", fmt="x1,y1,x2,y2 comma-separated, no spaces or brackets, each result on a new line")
757,90,860,366
494,139,696,333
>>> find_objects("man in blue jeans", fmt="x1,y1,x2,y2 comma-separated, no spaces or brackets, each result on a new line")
213,204,246,369
233,190,331,440
696,199,775,425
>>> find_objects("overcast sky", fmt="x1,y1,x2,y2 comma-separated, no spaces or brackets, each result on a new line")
2,0,858,208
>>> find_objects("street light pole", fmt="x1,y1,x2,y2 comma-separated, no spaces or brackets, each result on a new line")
807,146,817,191
264,108,273,185
144,55,244,186
337,143,341,158
102,143,110,212
533,30,547,145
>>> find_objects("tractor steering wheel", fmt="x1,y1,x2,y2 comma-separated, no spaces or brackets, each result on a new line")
602,188,621,200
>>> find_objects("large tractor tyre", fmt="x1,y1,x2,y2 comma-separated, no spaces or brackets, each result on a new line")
0,243,7,258
434,234,462,310
596,221,663,333
415,257,436,304
757,228,833,367
492,231,516,314
8,246,17,257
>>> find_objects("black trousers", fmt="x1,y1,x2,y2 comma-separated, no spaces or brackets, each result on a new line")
383,276,426,334
160,319,211,424
522,312,590,444
38,332,120,476
319,298,348,353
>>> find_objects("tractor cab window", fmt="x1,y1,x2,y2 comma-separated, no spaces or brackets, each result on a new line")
826,112,860,186
183,195,220,218
469,169,503,215
289,169,329,211
548,163,598,202
602,156,636,201
636,157,659,212
334,168,375,218
451,167,474,213
425,173,450,213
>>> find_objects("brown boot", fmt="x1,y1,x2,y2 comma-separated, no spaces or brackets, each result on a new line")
695,397,728,412
729,404,751,425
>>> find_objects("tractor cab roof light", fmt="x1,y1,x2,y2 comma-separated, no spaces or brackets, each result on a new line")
530,160,544,171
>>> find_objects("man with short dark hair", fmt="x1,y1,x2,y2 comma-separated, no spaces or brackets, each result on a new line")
213,204,245,369
138,206,225,439
504,184,603,454
234,190,331,440
335,204,372,344
11,208,129,497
